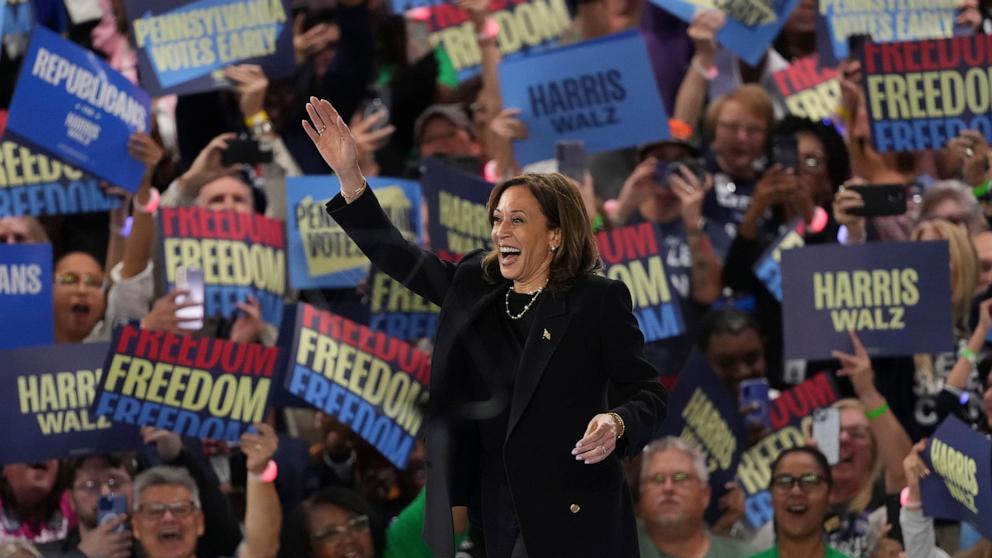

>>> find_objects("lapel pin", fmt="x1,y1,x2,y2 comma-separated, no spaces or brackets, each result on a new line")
542,328,551,340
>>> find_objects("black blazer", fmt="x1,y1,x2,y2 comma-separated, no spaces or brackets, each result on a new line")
327,190,666,557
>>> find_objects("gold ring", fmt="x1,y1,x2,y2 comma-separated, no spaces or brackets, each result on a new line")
317,126,326,135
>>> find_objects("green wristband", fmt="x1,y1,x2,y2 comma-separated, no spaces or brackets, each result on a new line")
865,401,889,421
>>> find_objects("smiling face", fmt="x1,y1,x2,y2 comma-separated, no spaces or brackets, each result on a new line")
771,452,830,543
491,185,560,291
2,461,59,509
831,407,874,499
712,99,768,179
53,252,106,343
307,503,375,558
132,485,203,558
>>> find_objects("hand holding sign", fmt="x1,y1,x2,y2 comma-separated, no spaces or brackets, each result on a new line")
946,130,990,187
904,439,930,502
687,10,725,64
141,427,184,462
127,133,165,175
241,423,278,476
712,483,745,536
303,97,365,195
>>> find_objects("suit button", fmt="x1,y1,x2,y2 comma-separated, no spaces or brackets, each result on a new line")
569,504,580,513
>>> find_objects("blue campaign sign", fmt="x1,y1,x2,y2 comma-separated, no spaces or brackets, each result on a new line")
0,243,53,349
781,241,953,360
753,219,805,301
5,27,151,192
597,223,685,342
921,415,992,540
125,0,294,96
0,342,143,464
420,157,492,259
816,0,959,66
499,31,669,165
367,268,440,342
0,138,122,217
648,0,800,66
94,324,281,442
658,352,745,523
286,175,423,290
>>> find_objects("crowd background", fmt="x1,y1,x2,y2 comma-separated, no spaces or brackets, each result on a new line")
4,0,992,556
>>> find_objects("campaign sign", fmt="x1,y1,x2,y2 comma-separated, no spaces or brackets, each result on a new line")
158,206,286,326
781,241,952,360
5,27,151,192
858,35,992,152
597,223,685,342
0,342,143,464
282,303,430,468
0,138,121,217
93,324,280,442
817,0,959,65
0,243,53,349
648,0,800,66
737,372,841,528
753,219,805,301
658,353,746,523
499,31,669,165
771,55,841,122
419,0,571,81
420,157,492,260
125,0,294,96
286,175,423,290
368,268,440,342
921,416,992,540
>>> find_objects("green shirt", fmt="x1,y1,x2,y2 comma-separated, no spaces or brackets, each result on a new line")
747,544,854,558
637,524,754,558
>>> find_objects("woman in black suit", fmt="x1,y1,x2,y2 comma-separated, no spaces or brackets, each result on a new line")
302,97,666,558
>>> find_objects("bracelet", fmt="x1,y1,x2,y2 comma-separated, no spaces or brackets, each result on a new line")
900,486,922,510
591,213,604,233
974,178,992,199
244,110,270,128
132,188,160,215
248,459,278,483
691,57,718,81
959,346,978,365
607,412,625,439
342,181,368,203
865,401,889,421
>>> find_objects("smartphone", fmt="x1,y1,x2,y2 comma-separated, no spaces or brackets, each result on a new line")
656,158,707,185
363,98,390,133
847,184,907,217
740,378,771,430
221,136,273,166
812,407,841,465
847,34,870,60
98,494,127,532
771,134,799,169
175,267,205,330
556,140,586,182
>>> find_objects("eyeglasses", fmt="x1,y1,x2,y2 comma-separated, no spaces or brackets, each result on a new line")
717,121,766,137
136,501,198,520
771,473,826,492
311,515,371,546
643,471,698,487
841,425,871,441
55,272,104,289
74,475,130,494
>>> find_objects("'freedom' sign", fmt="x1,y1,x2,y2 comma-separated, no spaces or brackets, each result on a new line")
921,416,992,540
770,55,840,122
859,35,992,152
282,304,430,468
125,0,294,96
158,206,286,326
0,343,142,465
499,30,669,165
781,241,953,360
368,269,440,342
94,324,280,441
6,27,151,191
596,223,685,342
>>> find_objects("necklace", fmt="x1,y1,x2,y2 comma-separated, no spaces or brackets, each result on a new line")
505,281,546,320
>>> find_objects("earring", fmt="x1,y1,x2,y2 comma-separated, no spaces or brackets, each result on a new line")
551,245,557,252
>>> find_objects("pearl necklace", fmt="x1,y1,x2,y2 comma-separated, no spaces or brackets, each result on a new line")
505,281,546,320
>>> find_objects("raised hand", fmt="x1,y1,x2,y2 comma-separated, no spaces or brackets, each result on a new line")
301,96,365,195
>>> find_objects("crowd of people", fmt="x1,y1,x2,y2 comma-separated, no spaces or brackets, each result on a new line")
4,0,992,556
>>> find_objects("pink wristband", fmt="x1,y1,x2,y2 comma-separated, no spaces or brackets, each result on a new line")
249,459,278,483
133,188,160,215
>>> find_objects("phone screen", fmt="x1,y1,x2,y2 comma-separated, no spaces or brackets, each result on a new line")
812,408,840,465
555,140,586,182
98,494,128,532
175,267,205,330
739,378,771,429
771,134,799,169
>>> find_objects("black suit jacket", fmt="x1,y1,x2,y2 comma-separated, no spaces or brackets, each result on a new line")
327,189,666,557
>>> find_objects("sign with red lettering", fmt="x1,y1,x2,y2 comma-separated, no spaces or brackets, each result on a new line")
93,324,282,442
281,303,430,468
771,55,840,122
